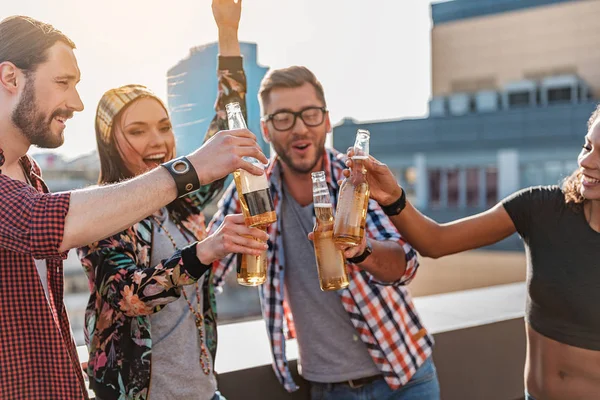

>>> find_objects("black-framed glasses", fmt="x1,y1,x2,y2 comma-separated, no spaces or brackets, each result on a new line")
263,106,327,131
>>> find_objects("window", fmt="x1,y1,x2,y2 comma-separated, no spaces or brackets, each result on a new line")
466,168,480,207
548,87,571,103
447,169,459,207
486,167,498,207
508,92,530,107
428,169,441,208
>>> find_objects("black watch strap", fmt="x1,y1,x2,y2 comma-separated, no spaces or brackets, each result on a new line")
380,189,406,216
347,239,373,264
160,156,201,198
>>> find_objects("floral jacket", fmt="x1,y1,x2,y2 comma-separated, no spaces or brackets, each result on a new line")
77,56,247,400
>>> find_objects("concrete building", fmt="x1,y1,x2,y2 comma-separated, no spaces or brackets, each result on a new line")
334,0,599,252
167,42,270,156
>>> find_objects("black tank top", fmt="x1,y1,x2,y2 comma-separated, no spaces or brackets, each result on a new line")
502,186,600,350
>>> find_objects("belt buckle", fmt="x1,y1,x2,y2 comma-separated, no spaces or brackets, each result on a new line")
347,379,365,389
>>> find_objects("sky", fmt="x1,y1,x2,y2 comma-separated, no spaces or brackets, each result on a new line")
4,0,433,160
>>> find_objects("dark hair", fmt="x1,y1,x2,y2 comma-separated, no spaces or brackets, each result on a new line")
0,16,75,73
95,99,140,185
563,103,600,206
258,66,326,114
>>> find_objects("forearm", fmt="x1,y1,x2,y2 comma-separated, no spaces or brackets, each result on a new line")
61,168,177,252
386,201,444,258
387,199,515,258
358,240,407,283
219,28,240,56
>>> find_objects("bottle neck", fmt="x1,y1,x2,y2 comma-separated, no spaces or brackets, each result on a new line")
312,181,331,206
350,157,367,180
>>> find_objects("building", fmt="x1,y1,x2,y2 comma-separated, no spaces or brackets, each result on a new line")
333,0,599,250
167,42,270,156
31,151,100,192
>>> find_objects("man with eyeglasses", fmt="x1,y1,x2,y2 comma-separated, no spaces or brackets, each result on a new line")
210,64,440,399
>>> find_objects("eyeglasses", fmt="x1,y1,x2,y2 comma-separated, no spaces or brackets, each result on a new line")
263,106,327,131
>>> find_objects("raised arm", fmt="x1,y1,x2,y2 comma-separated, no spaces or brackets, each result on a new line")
345,154,517,258
213,0,242,57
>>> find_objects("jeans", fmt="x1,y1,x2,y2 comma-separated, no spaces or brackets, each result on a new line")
310,357,440,400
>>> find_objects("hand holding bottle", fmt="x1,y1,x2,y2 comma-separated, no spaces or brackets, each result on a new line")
308,230,367,260
196,214,269,264
342,149,403,207
187,128,268,185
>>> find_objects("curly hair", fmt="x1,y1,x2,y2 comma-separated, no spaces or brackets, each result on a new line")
563,103,600,206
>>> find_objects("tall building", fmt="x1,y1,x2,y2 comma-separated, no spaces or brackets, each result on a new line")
334,0,599,250
167,42,270,156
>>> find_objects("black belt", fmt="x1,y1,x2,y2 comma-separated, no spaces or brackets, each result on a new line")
331,374,383,389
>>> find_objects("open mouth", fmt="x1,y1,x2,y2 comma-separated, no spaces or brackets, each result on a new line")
582,174,600,185
143,153,167,166
53,116,66,127
292,142,311,152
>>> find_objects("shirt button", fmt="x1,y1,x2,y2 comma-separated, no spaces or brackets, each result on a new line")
353,334,359,342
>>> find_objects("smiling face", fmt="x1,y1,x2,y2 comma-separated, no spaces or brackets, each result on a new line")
578,117,600,200
113,96,175,177
11,41,83,148
261,82,331,176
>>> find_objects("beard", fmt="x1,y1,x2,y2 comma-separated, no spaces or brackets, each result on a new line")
11,75,71,149
272,137,326,174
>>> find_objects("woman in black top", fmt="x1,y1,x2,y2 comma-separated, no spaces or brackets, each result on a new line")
342,105,600,400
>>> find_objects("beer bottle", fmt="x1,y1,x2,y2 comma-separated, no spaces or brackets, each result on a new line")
333,129,370,246
312,171,349,291
226,102,277,227
226,102,275,286
236,227,268,286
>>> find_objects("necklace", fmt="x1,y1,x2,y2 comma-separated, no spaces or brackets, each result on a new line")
150,213,211,375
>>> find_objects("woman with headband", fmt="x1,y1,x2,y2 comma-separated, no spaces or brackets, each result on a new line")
77,1,257,399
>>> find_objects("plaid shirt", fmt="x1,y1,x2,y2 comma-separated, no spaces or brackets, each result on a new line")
210,149,434,392
0,148,88,399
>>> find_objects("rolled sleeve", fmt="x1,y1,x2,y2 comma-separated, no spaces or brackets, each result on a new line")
0,175,70,260
30,192,71,260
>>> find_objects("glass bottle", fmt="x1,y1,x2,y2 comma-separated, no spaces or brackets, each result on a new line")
312,171,349,291
226,102,275,286
226,102,276,227
333,129,370,246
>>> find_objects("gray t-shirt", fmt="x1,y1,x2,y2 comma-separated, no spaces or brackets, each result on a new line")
148,209,217,400
281,183,380,383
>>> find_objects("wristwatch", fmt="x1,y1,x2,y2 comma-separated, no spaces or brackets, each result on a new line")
160,156,201,198
380,189,406,216
347,239,373,264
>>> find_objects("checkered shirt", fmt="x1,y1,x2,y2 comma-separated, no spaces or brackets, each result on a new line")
0,148,88,399
210,149,434,392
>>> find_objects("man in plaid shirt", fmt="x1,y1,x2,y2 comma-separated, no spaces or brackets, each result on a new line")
210,65,440,399
0,16,266,399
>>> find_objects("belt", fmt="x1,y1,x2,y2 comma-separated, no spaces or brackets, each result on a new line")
332,374,382,389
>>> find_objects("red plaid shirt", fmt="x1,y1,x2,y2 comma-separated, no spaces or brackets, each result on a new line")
0,148,88,399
